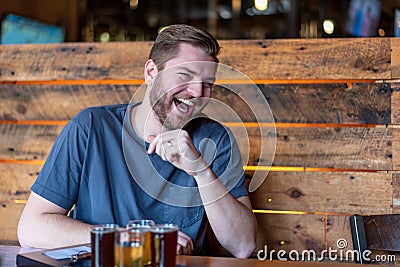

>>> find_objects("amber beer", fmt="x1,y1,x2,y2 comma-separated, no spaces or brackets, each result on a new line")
91,224,119,267
143,231,152,265
114,232,144,267
150,224,178,267
126,219,155,266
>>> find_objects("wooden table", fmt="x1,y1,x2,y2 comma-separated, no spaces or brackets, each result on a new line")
0,245,386,267
176,255,379,267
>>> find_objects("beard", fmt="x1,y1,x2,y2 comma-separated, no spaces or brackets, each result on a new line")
149,74,210,130
150,89,195,131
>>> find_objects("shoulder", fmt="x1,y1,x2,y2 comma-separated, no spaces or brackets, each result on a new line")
72,104,128,125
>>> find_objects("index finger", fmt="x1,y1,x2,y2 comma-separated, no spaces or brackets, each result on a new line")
147,134,158,154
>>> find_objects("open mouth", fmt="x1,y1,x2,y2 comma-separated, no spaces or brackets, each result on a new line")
173,97,196,113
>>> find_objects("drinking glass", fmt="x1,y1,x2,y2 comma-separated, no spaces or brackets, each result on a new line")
126,219,155,266
114,229,145,267
91,224,119,267
150,224,179,267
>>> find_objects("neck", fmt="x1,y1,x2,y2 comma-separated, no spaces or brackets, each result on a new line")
131,97,162,142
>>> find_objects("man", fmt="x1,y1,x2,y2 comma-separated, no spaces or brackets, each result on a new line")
18,24,257,258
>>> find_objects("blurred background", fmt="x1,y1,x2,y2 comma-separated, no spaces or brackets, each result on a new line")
1,0,400,43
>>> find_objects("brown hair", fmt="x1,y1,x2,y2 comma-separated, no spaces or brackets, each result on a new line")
149,24,221,70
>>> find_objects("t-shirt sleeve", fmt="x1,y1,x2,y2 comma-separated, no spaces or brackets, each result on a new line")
30,112,89,210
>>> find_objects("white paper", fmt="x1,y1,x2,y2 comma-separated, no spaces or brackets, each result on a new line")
42,245,91,260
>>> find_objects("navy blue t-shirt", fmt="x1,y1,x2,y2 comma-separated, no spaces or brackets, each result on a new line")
31,103,247,254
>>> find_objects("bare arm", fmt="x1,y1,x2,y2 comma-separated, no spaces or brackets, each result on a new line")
18,192,91,248
194,168,257,258
147,130,257,258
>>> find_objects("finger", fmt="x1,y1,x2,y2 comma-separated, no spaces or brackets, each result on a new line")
176,244,183,255
177,231,194,254
147,134,158,154
156,139,169,160
178,231,194,251
147,135,156,143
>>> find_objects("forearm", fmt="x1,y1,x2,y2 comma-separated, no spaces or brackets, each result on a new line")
194,168,257,258
18,210,91,248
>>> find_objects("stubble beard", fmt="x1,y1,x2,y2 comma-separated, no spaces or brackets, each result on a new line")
150,90,189,131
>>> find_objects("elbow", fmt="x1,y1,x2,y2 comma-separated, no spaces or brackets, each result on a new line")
17,220,31,248
17,213,37,248
232,238,257,258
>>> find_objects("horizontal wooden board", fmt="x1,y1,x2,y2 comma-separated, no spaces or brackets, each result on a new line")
0,84,138,121
249,172,392,214
393,130,400,171
209,213,328,258
255,213,326,257
0,124,63,161
1,82,390,124
325,215,355,260
0,42,153,81
392,173,400,213
245,127,392,170
0,164,39,202
255,82,391,124
0,125,392,170
391,85,400,125
0,202,24,241
220,38,391,80
392,38,400,79
0,39,391,81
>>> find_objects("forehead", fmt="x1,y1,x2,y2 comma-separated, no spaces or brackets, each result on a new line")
161,44,217,80
164,43,215,68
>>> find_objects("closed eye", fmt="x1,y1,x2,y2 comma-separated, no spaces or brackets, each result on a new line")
178,72,192,82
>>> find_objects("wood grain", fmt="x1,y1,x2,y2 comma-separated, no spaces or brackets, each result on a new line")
257,82,391,124
325,215,354,256
391,85,400,125
392,173,400,213
0,202,24,241
392,129,400,171
1,82,390,123
255,213,326,255
391,38,400,79
249,172,392,214
0,164,39,202
0,42,152,81
0,39,391,81
219,38,391,80
363,214,400,251
0,124,63,161
0,84,138,120
245,127,392,170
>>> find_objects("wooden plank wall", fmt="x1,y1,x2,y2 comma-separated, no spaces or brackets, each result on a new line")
1,39,399,258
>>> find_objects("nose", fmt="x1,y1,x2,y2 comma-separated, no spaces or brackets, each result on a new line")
187,81,203,97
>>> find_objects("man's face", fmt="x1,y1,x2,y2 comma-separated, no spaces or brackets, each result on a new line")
149,43,217,130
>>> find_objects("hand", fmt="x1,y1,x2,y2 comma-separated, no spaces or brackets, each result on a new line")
147,130,208,176
176,231,194,255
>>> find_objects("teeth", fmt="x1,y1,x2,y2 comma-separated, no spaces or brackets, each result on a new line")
177,98,195,107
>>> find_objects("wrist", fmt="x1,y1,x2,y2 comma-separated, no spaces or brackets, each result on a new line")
192,166,214,185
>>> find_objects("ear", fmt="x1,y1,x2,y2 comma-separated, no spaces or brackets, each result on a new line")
144,59,159,85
